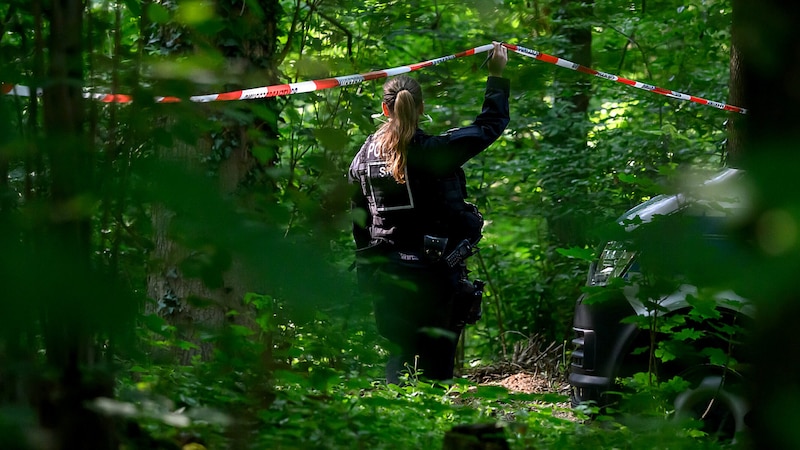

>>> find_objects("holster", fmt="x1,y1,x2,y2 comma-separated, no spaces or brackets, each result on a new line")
453,278,485,327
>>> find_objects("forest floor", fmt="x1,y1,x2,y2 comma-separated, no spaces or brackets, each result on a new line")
466,333,570,396
468,365,569,396
489,371,570,396
463,334,578,420
467,366,579,422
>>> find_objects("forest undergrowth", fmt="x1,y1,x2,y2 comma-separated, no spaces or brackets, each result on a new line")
113,329,747,450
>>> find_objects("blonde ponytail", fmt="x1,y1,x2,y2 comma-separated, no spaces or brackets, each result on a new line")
373,76,423,184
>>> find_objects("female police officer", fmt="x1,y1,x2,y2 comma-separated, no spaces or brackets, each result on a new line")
349,42,509,384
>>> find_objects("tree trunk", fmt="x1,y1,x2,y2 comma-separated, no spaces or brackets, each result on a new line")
40,1,116,448
147,200,232,364
726,10,745,168
556,0,594,115
146,0,283,363
545,0,595,246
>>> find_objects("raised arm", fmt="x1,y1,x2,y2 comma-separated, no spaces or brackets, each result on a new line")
411,43,510,175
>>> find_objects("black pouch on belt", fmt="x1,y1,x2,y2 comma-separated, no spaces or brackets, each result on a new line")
423,235,449,262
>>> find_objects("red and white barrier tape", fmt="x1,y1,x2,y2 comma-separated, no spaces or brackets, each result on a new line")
0,44,494,105
190,43,495,102
2,41,745,114
1,83,143,103
501,42,746,114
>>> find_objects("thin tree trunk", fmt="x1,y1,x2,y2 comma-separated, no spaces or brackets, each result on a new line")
726,14,744,168
41,1,115,448
546,0,594,246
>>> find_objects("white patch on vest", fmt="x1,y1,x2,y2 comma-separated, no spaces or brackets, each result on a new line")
366,162,414,212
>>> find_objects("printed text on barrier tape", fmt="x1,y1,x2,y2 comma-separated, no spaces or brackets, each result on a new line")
501,43,746,115
2,41,745,114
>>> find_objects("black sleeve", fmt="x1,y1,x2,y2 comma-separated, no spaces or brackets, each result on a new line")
411,76,510,174
348,151,372,250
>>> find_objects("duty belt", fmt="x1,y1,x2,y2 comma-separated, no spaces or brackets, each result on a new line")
423,235,476,267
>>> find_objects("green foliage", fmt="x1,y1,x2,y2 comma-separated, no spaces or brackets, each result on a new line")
132,311,709,448
585,210,753,444
0,0,754,447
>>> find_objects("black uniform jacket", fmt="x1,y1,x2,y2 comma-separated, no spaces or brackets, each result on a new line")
349,76,510,255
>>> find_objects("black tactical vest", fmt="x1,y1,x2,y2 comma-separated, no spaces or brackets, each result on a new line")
353,134,483,252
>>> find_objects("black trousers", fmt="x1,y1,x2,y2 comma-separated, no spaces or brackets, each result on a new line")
361,254,464,384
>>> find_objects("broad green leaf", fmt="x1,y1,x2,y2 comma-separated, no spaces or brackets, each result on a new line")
556,246,595,261
147,3,171,24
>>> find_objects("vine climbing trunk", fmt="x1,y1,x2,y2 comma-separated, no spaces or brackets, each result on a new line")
146,0,284,365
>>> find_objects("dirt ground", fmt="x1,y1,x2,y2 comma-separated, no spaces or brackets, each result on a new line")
464,368,579,423
489,372,571,396
465,333,571,395
463,335,578,419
